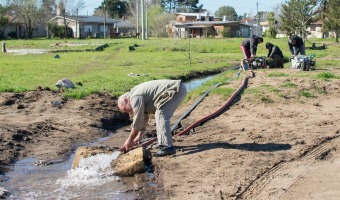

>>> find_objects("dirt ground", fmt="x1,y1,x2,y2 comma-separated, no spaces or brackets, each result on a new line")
1,67,340,199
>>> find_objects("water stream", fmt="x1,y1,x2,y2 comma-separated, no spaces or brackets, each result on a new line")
0,74,219,199
1,150,136,200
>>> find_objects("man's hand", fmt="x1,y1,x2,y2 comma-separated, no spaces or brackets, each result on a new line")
119,138,135,153
133,131,144,145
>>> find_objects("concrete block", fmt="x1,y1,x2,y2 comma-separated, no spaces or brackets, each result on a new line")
71,146,115,169
111,147,145,177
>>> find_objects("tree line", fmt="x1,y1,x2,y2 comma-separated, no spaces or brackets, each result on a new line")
0,0,339,41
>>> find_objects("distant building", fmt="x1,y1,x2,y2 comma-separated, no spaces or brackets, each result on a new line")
4,16,46,39
240,18,262,37
171,12,253,38
306,21,335,39
51,15,120,38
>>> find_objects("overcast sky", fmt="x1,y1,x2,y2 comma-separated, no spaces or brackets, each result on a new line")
79,0,284,16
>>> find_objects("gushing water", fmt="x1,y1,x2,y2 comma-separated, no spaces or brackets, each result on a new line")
1,151,135,200
56,151,121,187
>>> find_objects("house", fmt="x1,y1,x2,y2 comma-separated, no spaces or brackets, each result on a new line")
4,16,47,38
274,21,335,39
240,18,262,37
259,21,269,33
51,15,120,38
306,21,336,38
171,12,253,38
114,19,136,37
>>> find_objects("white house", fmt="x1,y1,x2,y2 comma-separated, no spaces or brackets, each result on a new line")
51,15,120,38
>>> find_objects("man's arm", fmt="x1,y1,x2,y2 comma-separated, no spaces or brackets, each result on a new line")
119,96,146,152
250,39,257,56
288,43,294,55
268,46,277,59
119,128,139,152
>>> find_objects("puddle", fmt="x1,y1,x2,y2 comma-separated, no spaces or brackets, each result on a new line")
0,151,136,199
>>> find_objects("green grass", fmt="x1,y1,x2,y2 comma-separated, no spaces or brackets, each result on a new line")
1,37,339,99
281,81,298,88
299,90,316,98
316,72,337,81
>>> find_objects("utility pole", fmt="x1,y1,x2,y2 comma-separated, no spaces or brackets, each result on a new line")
141,0,145,40
104,0,106,39
145,2,148,39
76,8,78,39
256,1,259,36
136,0,139,38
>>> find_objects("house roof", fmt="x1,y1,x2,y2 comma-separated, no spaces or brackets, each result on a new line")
260,21,269,26
117,20,134,27
174,21,252,28
176,12,214,17
51,15,120,24
240,18,257,23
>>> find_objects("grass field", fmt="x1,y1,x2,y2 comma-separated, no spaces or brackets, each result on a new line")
0,37,339,99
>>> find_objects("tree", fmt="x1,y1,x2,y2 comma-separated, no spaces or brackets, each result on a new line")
161,0,201,12
177,0,202,12
214,6,237,21
147,4,175,37
323,0,340,42
265,12,278,38
15,0,45,39
0,1,16,39
279,0,321,40
96,0,128,19
254,11,269,22
55,0,84,38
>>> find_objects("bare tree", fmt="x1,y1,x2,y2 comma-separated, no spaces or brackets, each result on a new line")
15,0,46,38
55,0,84,38
0,0,18,38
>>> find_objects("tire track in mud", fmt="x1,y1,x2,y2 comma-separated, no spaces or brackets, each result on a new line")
237,133,340,200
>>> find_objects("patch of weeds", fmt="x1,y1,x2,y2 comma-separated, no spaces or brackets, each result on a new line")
310,83,327,95
260,84,281,93
281,82,298,88
211,87,236,98
269,87,281,93
260,96,274,103
267,72,289,77
246,87,275,103
244,87,261,95
120,61,134,66
316,72,336,81
299,90,316,98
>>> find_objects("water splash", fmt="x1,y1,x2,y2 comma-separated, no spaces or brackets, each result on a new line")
56,151,121,187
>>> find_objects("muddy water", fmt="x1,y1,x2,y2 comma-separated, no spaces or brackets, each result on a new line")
1,151,136,199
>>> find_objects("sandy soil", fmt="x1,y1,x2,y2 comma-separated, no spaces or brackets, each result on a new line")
1,67,340,199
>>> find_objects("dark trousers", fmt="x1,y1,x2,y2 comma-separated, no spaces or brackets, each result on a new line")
268,54,284,68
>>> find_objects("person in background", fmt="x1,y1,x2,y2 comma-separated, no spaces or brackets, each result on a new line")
118,79,187,157
288,35,306,56
265,42,284,68
241,35,264,60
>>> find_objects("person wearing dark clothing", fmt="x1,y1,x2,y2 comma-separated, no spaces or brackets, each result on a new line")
266,42,284,68
241,36,264,59
288,35,306,55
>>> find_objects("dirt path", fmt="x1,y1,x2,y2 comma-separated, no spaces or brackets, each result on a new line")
1,68,340,199
149,69,340,200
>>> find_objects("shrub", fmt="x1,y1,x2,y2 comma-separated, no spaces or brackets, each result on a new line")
7,31,17,39
222,27,232,38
